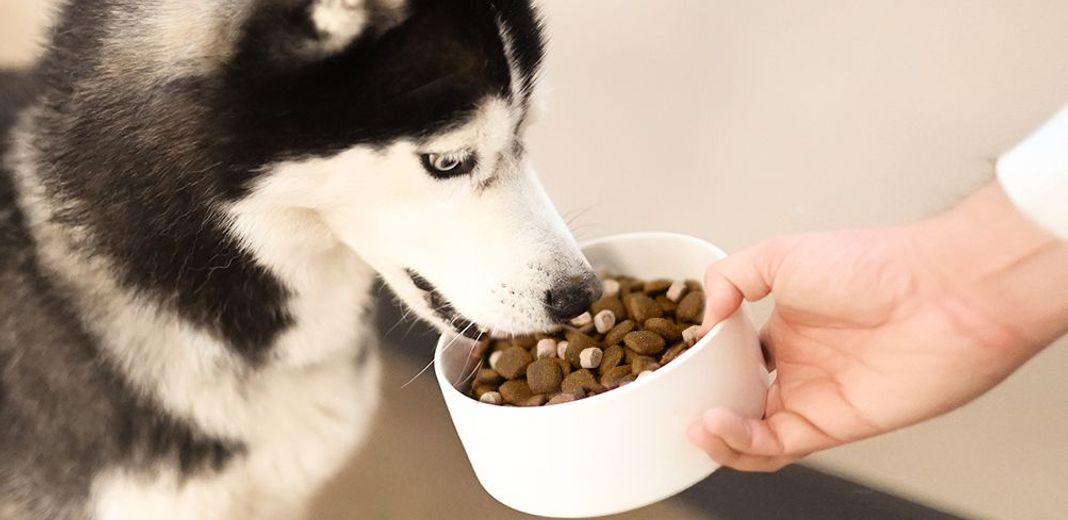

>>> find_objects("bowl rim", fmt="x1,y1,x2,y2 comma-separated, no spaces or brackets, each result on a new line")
433,231,740,414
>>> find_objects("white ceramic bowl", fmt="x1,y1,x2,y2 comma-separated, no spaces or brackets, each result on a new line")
434,232,768,518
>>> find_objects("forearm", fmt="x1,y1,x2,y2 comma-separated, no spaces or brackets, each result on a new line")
913,181,1068,355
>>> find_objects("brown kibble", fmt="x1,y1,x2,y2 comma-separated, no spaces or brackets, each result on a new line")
655,295,678,314
491,340,515,353
624,347,643,364
599,344,625,373
520,394,548,407
546,393,580,405
526,359,564,394
591,296,627,321
676,291,705,323
512,335,537,349
603,320,636,347
476,368,504,385
661,342,688,364
643,279,672,295
564,330,598,368
553,357,573,377
643,318,681,342
561,369,604,395
499,380,533,404
625,293,663,323
682,324,701,346
600,365,633,389
495,347,533,380
623,330,666,355
470,274,701,407
631,356,661,375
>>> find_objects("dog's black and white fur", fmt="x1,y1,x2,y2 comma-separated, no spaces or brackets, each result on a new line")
0,1,601,518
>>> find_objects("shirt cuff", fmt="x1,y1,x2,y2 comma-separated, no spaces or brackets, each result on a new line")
996,105,1068,241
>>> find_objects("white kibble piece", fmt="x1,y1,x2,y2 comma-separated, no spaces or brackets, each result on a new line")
593,309,616,334
682,325,701,346
666,281,688,302
489,350,504,370
569,311,593,327
535,338,557,359
637,370,655,381
556,341,569,359
602,279,620,298
479,391,503,405
579,347,603,369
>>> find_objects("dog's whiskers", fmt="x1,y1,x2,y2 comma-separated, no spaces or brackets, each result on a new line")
383,304,417,337
399,321,475,389
563,204,597,227
454,330,486,387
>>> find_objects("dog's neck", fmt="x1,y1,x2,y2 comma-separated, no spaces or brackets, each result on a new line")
7,106,378,436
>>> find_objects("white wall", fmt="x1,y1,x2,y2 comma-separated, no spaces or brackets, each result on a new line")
528,2,1068,519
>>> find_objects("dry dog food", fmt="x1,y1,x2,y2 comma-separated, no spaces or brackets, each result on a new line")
466,274,705,406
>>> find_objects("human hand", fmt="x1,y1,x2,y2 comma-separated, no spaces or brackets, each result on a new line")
688,182,1068,471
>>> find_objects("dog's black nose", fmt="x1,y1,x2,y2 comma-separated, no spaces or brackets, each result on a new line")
545,274,603,322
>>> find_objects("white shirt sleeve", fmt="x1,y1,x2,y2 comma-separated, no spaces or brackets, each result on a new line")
996,105,1068,241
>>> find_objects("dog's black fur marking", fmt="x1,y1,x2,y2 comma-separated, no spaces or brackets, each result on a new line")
221,0,533,194
2,0,545,514
33,1,298,364
491,0,546,99
406,268,480,337
2,69,245,517
21,0,545,364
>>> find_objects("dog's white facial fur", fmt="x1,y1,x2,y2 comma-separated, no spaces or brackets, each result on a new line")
307,0,408,56
231,97,589,336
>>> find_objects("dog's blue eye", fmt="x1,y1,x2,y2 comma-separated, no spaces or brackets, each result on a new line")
420,152,477,179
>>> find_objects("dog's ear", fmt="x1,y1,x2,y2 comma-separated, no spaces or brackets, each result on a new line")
245,0,409,63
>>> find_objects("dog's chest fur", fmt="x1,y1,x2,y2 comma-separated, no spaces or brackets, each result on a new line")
81,251,383,520
91,355,382,520
3,107,383,519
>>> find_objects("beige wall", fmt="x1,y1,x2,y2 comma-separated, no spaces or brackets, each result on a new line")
0,1,52,67
3,2,1066,519
529,2,1068,519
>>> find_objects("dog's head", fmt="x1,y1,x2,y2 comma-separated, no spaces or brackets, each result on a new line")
221,0,601,337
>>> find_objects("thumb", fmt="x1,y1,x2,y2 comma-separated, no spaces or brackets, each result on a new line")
699,238,786,335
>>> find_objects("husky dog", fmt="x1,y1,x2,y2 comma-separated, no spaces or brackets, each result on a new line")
0,1,601,518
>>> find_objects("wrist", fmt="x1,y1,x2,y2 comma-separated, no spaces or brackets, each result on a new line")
911,181,1068,353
